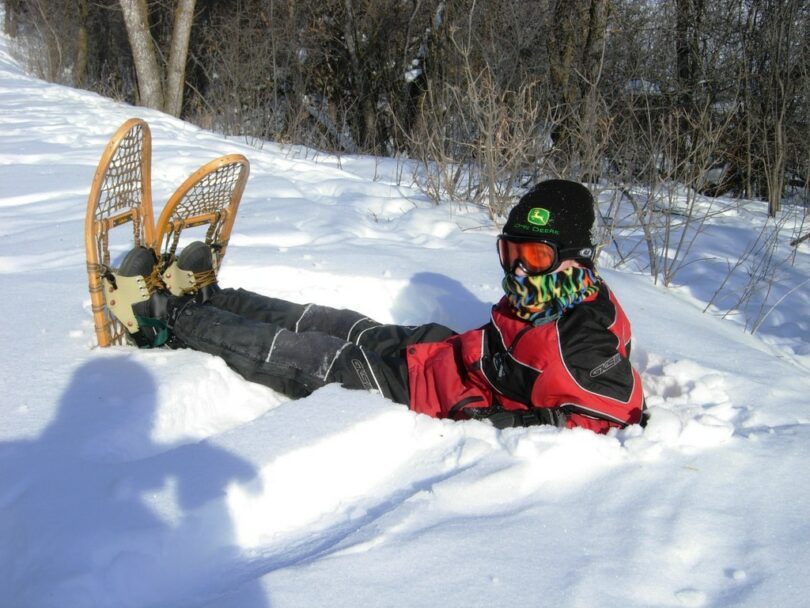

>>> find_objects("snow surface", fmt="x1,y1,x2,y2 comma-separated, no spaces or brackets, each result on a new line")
1,32,810,608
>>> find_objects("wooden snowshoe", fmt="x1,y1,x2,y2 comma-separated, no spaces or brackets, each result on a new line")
85,118,250,347
84,118,155,347
154,154,250,295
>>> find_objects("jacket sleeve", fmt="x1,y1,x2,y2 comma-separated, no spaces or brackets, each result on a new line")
532,298,645,430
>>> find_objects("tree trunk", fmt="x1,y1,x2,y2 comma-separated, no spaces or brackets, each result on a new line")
547,0,580,112
119,0,164,110
546,0,608,176
578,0,608,179
75,0,89,88
4,0,20,37
165,0,196,117
675,0,702,113
675,0,705,170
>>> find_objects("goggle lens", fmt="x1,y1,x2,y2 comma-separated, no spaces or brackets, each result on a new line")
497,238,558,274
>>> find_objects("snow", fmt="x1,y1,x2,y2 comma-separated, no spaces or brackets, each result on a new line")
1,31,810,608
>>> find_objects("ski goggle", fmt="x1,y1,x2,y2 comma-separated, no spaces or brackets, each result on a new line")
497,235,594,275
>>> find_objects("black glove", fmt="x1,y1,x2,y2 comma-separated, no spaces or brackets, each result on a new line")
485,408,567,429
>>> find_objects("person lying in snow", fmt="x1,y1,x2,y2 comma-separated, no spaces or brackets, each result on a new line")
111,179,646,433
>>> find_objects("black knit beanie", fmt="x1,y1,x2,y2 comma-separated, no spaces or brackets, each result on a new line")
503,180,596,253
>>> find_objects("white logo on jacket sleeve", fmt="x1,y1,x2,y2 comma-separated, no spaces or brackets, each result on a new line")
589,353,622,378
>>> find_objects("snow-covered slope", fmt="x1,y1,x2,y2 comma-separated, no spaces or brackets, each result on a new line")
1,33,809,608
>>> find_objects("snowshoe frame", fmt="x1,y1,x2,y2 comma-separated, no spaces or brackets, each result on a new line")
84,118,155,347
85,119,250,347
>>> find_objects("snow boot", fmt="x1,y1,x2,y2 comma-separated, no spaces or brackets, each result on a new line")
162,241,220,303
107,246,175,348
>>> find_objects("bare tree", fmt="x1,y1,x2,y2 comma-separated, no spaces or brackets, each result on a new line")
3,0,22,36
118,0,196,116
165,0,196,117
74,0,89,88
119,0,164,109
545,0,610,178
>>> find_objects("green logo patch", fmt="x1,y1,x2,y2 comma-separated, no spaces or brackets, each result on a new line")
527,207,550,226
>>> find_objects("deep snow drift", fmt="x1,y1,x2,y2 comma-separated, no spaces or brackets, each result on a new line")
1,33,809,608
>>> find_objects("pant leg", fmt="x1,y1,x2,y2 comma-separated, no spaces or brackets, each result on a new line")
196,288,453,405
293,308,454,404
291,302,457,357
206,289,454,356
207,288,307,329
208,289,383,340
172,301,409,403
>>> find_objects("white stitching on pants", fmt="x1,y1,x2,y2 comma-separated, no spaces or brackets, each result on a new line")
323,342,351,381
354,323,382,347
264,327,283,363
346,316,369,341
294,303,313,333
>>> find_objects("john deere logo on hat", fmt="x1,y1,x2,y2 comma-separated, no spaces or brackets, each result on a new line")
527,207,550,226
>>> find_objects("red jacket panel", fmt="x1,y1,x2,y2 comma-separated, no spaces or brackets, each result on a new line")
405,283,645,433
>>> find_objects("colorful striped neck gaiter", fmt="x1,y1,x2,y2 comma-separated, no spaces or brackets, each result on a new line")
502,266,601,324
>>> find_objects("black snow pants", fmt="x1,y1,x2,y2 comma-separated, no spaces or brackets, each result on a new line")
171,288,457,405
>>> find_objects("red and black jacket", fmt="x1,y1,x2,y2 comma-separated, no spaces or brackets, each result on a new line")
405,283,645,433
